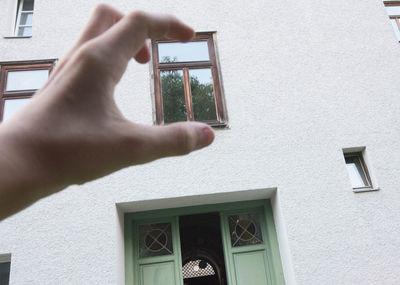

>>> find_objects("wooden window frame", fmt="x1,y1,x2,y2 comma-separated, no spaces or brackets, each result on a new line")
344,152,373,190
0,61,54,122
152,32,228,127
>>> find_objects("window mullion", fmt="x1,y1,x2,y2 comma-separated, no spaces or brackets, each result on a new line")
183,68,194,121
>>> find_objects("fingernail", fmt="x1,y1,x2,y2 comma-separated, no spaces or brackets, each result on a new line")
200,126,215,148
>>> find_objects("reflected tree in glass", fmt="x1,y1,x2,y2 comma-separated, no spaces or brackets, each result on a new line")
190,68,217,121
161,66,187,123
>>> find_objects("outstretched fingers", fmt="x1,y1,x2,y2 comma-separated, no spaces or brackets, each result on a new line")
86,11,194,83
44,4,124,86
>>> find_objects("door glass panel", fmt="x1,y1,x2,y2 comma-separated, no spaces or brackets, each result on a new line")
22,0,34,11
228,213,263,247
190,68,217,121
0,262,11,285
138,222,173,258
3,98,31,122
20,13,33,25
158,41,209,63
161,70,187,123
6,69,48,91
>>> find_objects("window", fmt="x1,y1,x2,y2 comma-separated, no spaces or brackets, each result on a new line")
125,200,285,285
0,254,11,285
152,32,228,126
344,152,373,191
384,1,400,41
14,0,34,37
0,61,53,123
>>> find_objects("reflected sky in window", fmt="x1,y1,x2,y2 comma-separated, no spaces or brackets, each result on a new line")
158,41,209,63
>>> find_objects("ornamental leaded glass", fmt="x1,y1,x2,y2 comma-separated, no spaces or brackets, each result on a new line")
228,213,263,247
138,222,173,258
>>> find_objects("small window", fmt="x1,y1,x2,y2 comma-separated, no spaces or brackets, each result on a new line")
0,61,54,122
15,0,34,37
152,32,228,126
344,152,373,190
0,254,11,285
384,1,400,41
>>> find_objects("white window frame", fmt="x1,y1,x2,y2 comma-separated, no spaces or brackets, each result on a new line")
342,147,380,193
14,0,34,37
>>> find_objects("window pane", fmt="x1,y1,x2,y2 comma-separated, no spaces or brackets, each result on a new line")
22,0,34,11
0,262,11,285
161,70,187,123
385,6,400,16
389,19,400,40
18,26,32,36
158,41,209,63
3,98,31,122
138,223,173,258
6,69,48,91
345,156,369,188
20,12,33,25
190,68,217,121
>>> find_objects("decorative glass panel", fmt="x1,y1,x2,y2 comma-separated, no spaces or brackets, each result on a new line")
158,41,209,63
345,156,369,188
138,223,173,258
182,259,215,279
161,70,187,123
3,98,31,122
6,69,48,91
20,13,33,25
190,68,217,121
22,0,34,11
228,213,263,247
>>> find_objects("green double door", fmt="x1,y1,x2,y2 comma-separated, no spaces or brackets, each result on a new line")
125,200,285,285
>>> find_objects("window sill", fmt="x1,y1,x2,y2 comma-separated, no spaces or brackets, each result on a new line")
3,36,32,39
353,187,380,193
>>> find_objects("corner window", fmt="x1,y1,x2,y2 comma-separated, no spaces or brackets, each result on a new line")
15,0,34,37
344,152,373,190
151,32,228,126
384,1,400,41
0,61,53,122
0,254,11,285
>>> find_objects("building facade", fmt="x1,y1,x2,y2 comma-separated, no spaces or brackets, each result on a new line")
1,0,400,284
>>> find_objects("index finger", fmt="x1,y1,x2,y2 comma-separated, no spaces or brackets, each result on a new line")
90,11,194,81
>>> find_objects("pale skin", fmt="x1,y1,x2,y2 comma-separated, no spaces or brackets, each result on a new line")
0,4,215,221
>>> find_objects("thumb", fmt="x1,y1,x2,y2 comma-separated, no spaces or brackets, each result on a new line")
123,122,215,165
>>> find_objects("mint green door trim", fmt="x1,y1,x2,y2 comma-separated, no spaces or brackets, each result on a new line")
125,199,285,285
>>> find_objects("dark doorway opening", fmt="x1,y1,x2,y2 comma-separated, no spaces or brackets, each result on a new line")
179,212,227,285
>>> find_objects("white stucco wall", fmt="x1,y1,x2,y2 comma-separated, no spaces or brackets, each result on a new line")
1,0,400,284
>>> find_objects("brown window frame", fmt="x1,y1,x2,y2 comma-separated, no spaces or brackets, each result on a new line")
0,60,54,122
151,32,228,127
344,152,373,190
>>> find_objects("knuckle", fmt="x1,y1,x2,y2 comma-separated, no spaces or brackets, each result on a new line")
94,3,111,16
127,11,148,24
76,44,102,67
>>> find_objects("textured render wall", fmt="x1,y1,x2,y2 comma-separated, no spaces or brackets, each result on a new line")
1,0,400,284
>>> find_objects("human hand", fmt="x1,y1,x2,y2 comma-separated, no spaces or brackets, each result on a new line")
0,4,214,219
